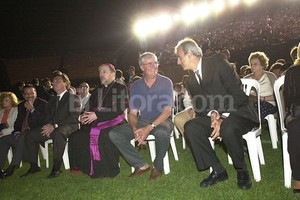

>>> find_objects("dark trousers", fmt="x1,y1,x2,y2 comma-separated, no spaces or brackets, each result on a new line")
0,135,16,168
25,124,78,169
0,131,29,167
287,118,300,181
184,113,257,172
110,118,173,171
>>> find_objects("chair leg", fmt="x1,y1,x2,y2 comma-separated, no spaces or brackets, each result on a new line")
170,135,179,161
282,131,292,188
40,145,47,160
182,136,186,149
45,142,50,168
62,142,70,170
256,136,265,165
227,155,233,165
265,115,278,149
174,126,180,139
163,152,170,174
243,133,261,182
148,140,156,162
7,148,13,164
37,154,41,167
130,139,136,173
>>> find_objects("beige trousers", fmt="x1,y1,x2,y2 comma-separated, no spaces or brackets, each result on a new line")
174,109,194,136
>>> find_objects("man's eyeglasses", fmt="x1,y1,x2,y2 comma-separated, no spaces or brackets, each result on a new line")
142,61,159,67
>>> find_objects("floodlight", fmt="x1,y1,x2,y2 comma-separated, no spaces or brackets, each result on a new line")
243,0,258,6
212,0,225,14
229,0,240,7
180,3,200,25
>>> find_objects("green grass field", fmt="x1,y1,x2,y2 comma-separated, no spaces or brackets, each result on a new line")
1,128,298,200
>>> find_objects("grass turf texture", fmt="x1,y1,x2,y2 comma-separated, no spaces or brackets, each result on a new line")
0,127,297,200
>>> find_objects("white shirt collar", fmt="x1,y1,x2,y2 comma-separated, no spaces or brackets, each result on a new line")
194,58,202,81
57,90,67,101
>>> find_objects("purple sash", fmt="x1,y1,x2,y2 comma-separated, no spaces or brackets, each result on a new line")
89,113,125,176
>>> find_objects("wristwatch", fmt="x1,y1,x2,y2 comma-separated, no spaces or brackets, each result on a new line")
149,122,156,129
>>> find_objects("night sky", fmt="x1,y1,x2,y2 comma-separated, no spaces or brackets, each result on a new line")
0,0,184,59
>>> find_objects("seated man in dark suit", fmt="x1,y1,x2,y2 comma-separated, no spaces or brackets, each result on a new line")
22,71,81,178
2,84,48,177
174,38,259,190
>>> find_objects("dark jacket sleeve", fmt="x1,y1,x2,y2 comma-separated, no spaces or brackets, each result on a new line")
27,98,48,128
13,102,26,132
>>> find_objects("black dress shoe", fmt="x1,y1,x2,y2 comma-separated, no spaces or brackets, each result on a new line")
0,170,6,179
20,166,41,177
48,170,62,179
237,170,252,190
200,170,228,187
4,165,17,177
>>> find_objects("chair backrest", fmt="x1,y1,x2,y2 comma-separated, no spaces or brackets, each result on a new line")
240,78,261,125
274,75,286,132
173,91,179,115
124,108,128,122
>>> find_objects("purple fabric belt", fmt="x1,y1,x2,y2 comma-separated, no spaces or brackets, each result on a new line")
89,113,125,176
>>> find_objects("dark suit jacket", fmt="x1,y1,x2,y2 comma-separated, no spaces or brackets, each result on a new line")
186,53,258,123
47,91,81,130
13,97,48,133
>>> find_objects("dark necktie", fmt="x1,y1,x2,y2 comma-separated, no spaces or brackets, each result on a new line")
21,110,30,132
56,96,60,109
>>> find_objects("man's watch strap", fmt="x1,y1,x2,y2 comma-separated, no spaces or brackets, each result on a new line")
149,122,156,129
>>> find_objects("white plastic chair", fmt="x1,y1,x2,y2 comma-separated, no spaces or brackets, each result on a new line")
40,139,70,169
127,106,179,174
130,135,178,174
209,79,264,182
173,91,187,149
173,91,180,139
274,75,291,188
241,78,265,182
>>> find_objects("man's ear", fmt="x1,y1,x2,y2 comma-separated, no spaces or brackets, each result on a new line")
187,50,193,58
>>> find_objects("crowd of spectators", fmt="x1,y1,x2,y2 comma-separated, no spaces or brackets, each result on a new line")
157,2,300,66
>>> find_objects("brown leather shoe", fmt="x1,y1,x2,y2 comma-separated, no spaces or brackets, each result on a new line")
149,168,162,180
129,167,150,177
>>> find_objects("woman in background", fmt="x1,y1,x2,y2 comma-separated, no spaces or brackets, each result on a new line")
245,51,277,119
284,43,300,194
0,92,19,179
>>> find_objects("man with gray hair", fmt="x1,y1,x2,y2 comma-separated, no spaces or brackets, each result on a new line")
110,52,173,180
174,38,258,190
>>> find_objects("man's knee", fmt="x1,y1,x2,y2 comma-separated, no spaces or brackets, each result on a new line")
109,129,117,142
109,127,123,143
184,120,198,138
220,122,240,140
174,115,181,126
